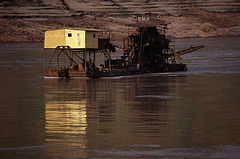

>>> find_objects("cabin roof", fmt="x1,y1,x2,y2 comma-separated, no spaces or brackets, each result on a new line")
45,28,100,32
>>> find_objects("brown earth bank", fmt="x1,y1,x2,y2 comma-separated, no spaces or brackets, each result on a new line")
0,0,240,43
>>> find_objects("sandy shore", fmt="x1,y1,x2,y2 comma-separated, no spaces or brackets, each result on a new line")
0,0,240,43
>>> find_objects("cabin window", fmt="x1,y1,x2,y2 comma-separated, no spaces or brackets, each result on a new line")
93,34,96,38
68,33,72,37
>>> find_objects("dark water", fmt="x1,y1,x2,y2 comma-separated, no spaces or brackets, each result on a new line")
0,37,240,159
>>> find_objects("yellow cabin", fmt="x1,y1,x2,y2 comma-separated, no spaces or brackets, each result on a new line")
44,29,99,49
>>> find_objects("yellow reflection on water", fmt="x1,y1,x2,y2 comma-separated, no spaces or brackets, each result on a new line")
45,100,87,137
44,79,88,158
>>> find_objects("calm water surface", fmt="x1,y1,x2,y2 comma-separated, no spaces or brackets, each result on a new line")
0,37,240,158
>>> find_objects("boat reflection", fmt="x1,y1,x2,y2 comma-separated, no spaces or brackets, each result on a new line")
44,78,88,158
43,75,179,157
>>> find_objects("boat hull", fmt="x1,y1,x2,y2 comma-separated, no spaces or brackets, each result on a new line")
88,64,187,78
44,64,187,78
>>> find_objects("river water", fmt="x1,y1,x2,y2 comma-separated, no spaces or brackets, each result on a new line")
0,37,240,158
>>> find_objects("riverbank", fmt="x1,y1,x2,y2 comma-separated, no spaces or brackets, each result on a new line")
0,0,240,43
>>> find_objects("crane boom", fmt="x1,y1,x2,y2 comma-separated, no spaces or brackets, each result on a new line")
177,45,205,55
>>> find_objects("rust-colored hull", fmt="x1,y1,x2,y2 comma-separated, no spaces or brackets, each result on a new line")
68,71,86,77
44,70,59,77
44,64,187,78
